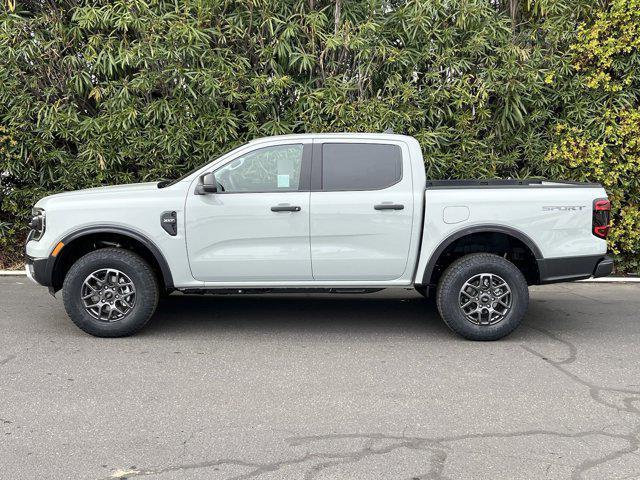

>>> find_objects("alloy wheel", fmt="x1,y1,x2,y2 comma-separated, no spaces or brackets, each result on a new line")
458,273,512,326
81,268,136,322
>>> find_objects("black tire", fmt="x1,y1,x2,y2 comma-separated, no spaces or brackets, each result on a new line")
436,253,529,341
62,248,159,337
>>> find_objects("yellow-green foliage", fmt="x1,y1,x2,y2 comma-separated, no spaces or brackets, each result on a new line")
573,0,640,92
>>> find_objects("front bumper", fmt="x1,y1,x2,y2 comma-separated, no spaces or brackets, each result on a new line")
25,256,53,287
25,262,36,284
538,254,614,284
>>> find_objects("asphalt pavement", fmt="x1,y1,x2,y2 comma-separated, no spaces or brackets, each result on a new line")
1,277,639,479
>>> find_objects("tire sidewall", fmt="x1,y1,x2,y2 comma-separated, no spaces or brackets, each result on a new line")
438,255,529,341
63,250,158,337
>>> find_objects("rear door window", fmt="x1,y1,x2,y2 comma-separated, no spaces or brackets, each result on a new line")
321,143,402,191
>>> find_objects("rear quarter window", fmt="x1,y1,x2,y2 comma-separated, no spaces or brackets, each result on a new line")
321,143,402,191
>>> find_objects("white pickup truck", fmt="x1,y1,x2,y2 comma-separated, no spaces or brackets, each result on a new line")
25,133,613,340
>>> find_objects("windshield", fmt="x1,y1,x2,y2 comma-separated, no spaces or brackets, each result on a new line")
157,145,244,188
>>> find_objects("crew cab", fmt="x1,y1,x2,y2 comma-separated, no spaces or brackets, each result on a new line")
25,133,613,340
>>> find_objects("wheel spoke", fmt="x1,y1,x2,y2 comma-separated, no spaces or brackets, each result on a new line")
460,299,474,309
84,298,100,308
120,298,133,308
464,285,479,295
497,297,510,307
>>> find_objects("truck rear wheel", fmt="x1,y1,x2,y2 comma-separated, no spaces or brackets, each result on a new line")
436,253,529,341
62,248,159,337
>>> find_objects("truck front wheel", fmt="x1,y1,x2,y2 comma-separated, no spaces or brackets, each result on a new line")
436,253,529,341
62,248,159,337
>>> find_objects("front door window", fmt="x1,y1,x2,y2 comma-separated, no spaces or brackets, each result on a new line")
214,144,303,193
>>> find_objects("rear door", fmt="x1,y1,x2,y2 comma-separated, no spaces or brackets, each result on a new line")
309,140,414,281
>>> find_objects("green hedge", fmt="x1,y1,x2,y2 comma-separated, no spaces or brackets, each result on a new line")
0,0,638,273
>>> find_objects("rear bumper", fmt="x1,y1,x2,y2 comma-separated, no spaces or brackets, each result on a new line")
538,254,613,284
593,256,614,278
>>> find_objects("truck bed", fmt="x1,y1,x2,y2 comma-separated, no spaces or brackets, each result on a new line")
425,179,599,189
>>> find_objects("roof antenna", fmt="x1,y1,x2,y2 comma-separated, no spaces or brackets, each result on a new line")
383,127,394,134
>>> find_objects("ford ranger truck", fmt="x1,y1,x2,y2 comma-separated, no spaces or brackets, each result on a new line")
25,134,613,340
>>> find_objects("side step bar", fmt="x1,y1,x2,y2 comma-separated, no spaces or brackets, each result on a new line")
178,287,385,295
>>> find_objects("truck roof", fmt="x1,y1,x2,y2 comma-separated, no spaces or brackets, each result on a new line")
247,132,415,144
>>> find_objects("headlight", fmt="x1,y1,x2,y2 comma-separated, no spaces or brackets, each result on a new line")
28,207,46,241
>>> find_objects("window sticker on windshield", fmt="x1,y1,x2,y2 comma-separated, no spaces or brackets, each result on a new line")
277,174,290,188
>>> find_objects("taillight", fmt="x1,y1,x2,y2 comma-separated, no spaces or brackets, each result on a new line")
592,198,610,239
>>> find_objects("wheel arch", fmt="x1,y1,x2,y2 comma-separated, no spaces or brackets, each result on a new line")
419,225,543,286
47,226,174,292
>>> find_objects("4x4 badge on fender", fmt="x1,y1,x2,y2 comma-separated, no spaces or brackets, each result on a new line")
161,211,177,236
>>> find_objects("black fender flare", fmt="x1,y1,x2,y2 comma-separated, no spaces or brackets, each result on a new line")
43,225,174,291
419,224,543,286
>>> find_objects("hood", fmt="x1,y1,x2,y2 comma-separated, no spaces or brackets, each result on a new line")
47,182,158,198
35,182,160,208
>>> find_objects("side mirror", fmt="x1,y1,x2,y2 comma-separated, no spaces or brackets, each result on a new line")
196,172,217,195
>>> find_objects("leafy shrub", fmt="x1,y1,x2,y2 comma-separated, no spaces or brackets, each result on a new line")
0,0,637,273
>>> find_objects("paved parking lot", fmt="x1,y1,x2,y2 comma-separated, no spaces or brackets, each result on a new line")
1,277,639,479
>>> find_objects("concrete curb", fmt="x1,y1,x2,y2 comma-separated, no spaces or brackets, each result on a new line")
0,270,25,276
578,276,640,283
1,269,639,282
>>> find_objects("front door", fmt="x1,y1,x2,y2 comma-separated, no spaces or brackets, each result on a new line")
309,141,414,281
185,142,312,282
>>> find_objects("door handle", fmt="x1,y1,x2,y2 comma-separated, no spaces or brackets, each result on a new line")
374,203,404,210
271,205,301,212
